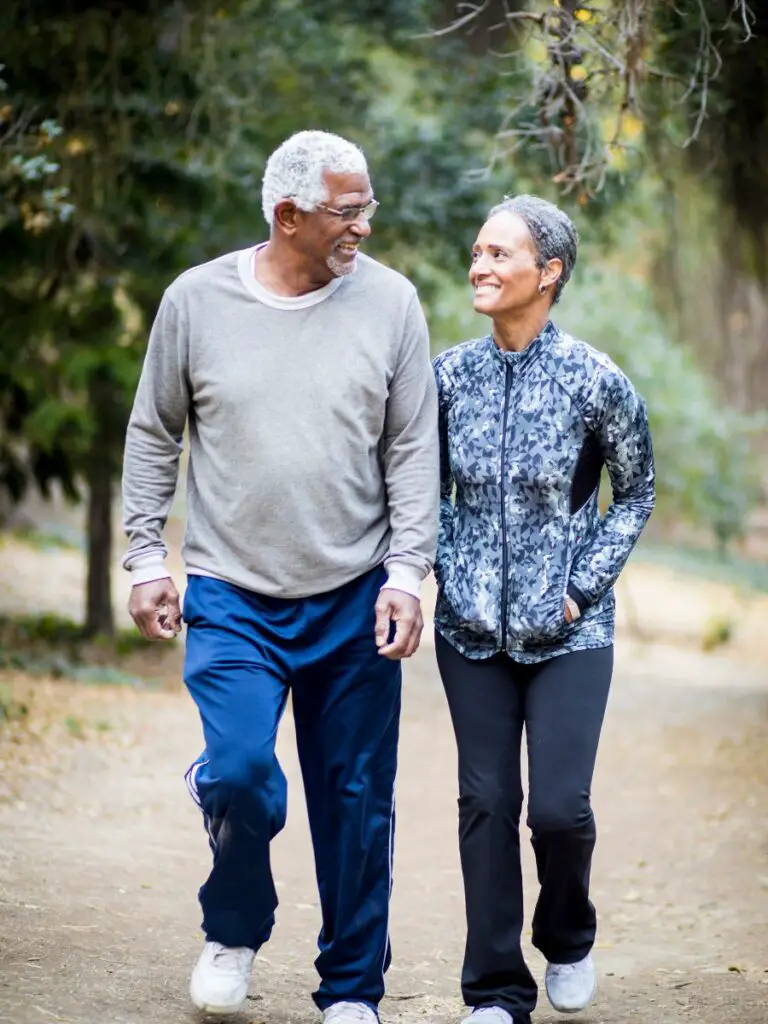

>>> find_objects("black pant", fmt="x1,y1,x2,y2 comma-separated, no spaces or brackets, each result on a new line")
435,633,613,1024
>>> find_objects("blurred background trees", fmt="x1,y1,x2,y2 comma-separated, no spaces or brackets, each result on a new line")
0,0,766,633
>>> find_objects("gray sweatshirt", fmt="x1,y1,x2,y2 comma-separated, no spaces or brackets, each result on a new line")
121,247,439,599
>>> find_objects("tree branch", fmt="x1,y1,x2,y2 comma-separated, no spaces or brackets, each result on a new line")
439,0,757,193
731,0,756,42
412,0,492,40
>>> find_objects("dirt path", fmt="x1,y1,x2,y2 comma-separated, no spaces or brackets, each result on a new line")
1,626,767,1024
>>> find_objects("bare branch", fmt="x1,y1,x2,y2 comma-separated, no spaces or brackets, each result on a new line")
731,0,756,42
502,12,545,26
441,0,756,194
675,0,724,148
411,0,491,41
0,104,40,152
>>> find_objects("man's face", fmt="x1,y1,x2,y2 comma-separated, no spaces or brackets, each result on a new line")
299,170,374,278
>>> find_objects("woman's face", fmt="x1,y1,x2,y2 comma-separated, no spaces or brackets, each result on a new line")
469,211,550,318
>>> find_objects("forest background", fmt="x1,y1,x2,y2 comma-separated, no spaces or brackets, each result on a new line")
1,0,767,639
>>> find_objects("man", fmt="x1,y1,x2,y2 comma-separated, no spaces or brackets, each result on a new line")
121,130,439,1021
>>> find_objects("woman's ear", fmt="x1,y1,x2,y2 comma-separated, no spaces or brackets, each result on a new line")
541,257,563,291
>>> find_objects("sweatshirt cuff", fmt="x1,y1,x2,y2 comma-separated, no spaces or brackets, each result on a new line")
382,563,423,600
129,555,172,587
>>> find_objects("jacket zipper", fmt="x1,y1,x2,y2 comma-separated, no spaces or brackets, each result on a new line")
499,361,512,648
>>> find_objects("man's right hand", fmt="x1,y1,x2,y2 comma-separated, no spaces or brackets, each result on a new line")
129,577,182,641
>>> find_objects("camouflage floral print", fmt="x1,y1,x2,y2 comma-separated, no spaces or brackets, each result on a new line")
433,320,655,663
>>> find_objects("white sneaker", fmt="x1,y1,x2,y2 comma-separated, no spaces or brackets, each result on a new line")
545,953,597,1013
189,940,255,1014
323,1002,378,1024
460,1009,514,1024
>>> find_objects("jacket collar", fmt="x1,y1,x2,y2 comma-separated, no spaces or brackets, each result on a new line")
487,318,558,368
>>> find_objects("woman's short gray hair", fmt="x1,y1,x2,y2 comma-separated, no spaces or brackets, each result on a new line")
261,130,368,226
488,194,579,304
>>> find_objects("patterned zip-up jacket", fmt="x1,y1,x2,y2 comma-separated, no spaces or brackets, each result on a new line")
433,320,655,662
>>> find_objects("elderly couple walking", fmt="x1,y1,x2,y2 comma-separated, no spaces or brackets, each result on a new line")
122,130,655,1024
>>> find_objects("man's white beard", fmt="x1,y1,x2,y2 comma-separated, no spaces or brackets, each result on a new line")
326,254,357,277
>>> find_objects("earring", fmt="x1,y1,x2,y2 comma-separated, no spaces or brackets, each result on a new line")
538,283,547,294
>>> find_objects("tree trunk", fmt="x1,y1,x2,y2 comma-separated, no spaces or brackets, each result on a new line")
85,455,115,637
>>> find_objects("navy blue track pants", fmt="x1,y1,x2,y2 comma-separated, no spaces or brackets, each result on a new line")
182,568,401,1011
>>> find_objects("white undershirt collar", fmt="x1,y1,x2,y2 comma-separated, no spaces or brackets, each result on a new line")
237,244,345,310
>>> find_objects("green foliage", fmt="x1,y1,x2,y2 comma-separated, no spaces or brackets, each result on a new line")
2,0,765,634
0,0,511,634
0,612,84,646
0,63,73,231
186,4,510,290
5,526,80,551
557,270,765,548
0,0,505,500
0,683,29,724
0,611,168,685
701,615,734,652
0,611,158,647
0,4,210,528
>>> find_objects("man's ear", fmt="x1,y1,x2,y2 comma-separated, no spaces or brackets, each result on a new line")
273,200,300,236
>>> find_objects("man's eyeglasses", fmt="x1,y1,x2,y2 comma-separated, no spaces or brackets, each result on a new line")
315,199,380,223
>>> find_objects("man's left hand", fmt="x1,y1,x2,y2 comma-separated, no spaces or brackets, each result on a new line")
374,588,424,660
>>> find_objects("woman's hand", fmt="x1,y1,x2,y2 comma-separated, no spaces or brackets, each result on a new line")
564,595,581,624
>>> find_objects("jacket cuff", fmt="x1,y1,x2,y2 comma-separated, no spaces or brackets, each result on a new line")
566,582,588,612
382,563,423,600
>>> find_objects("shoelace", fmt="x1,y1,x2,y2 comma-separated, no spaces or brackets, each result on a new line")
548,961,581,977
325,1002,376,1024
208,942,253,973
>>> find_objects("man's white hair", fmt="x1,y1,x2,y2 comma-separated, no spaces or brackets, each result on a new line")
261,130,368,226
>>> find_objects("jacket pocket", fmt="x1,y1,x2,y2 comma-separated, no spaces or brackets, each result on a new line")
525,598,569,645
440,547,501,639
508,547,570,646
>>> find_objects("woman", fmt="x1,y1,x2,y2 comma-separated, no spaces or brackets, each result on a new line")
433,195,655,1024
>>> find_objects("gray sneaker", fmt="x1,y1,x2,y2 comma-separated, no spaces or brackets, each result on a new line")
545,953,597,1013
323,1002,378,1024
459,1008,515,1024
189,940,254,1014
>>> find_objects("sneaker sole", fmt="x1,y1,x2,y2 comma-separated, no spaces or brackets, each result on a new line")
545,976,597,1014
190,989,247,1015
